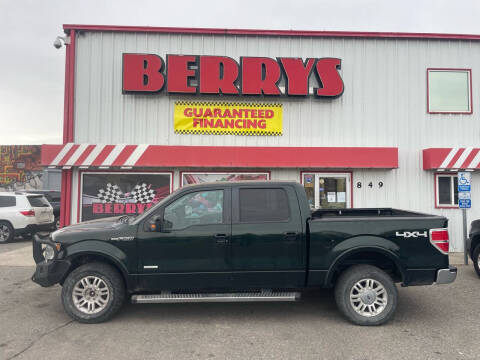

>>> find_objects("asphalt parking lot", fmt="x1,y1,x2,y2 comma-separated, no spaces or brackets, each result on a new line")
0,240,479,360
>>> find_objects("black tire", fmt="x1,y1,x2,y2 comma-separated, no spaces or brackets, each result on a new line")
61,262,125,323
473,244,480,277
0,221,14,243
334,264,398,326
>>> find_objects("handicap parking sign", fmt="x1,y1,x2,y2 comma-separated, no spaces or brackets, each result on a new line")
458,172,471,192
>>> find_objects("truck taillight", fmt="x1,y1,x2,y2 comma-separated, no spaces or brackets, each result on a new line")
20,210,35,216
430,228,449,254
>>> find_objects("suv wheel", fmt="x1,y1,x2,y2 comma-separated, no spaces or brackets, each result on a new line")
473,244,480,277
0,221,14,243
62,262,125,323
335,264,398,326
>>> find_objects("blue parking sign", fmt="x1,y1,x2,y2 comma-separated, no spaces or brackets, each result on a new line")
458,191,471,208
459,199,471,208
458,172,471,192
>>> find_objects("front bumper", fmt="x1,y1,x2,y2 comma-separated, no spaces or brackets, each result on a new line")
436,266,457,284
32,259,71,287
31,234,70,287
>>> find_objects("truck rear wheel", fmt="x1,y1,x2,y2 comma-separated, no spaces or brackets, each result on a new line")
334,264,397,326
61,262,125,323
473,244,480,277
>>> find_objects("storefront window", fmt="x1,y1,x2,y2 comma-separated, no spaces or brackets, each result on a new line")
80,172,172,221
427,69,471,113
436,174,459,207
302,173,351,209
181,172,269,186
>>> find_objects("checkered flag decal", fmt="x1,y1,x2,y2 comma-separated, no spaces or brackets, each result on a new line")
97,183,124,203
131,183,156,204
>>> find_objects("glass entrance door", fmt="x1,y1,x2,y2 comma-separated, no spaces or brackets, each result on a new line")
302,173,351,209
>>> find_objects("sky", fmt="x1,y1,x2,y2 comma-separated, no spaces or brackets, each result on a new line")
0,0,479,145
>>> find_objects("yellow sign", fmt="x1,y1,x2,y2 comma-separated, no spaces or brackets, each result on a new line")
174,101,282,135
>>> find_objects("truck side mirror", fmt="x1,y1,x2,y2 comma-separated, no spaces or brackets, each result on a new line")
147,216,172,232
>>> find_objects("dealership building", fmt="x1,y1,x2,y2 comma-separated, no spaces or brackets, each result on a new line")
42,25,480,251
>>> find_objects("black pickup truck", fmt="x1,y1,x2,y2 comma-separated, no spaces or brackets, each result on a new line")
32,181,456,325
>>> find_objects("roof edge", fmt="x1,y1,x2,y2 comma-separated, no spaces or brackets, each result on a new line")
63,24,480,40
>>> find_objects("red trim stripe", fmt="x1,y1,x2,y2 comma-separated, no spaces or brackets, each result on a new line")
112,145,138,167
73,144,96,166
446,148,465,169
462,148,480,169
63,25,480,41
91,145,116,166
58,144,80,166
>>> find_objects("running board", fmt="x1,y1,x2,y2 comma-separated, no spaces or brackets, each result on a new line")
131,291,300,304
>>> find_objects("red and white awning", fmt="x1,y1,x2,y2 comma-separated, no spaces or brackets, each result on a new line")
423,147,480,171
41,143,398,169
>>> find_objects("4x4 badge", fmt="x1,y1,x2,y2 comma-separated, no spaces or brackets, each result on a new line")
395,231,428,238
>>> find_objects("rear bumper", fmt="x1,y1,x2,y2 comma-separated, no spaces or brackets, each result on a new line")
16,222,55,235
436,266,457,284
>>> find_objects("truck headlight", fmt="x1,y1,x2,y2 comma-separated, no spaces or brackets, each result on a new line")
42,244,55,261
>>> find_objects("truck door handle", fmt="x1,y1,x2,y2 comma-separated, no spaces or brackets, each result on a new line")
215,234,229,244
283,232,298,241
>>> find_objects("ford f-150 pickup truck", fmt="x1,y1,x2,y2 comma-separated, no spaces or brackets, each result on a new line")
32,181,457,325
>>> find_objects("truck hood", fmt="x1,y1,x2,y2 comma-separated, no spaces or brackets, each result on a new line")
50,216,136,244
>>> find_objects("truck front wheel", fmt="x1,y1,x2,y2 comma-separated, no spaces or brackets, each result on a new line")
61,262,125,323
334,264,398,326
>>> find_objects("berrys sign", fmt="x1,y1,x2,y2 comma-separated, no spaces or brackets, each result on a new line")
122,54,344,97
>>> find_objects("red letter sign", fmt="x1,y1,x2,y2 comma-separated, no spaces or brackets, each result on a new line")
314,58,344,97
279,58,316,96
123,54,165,92
167,55,198,93
241,57,281,95
199,56,239,95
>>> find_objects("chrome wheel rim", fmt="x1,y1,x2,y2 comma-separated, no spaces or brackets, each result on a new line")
350,278,388,317
0,225,10,242
72,276,110,314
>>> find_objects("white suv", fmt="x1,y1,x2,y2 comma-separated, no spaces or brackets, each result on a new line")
0,192,55,243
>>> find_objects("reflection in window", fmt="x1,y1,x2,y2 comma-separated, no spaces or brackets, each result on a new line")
239,188,289,222
428,70,471,113
164,190,223,230
436,174,459,207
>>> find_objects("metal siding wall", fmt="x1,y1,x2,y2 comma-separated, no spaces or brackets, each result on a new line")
73,32,480,251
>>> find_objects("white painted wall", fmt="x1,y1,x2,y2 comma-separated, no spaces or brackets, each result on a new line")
71,31,480,251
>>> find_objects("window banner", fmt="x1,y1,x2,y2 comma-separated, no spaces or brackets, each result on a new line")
81,173,171,221
182,172,269,186
174,101,282,136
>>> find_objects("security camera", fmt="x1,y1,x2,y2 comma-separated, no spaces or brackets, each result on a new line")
53,37,63,49
53,35,70,49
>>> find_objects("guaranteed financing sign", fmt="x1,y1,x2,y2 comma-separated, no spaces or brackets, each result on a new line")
174,102,282,135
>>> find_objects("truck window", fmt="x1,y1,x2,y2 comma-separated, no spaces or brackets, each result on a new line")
164,190,224,230
239,188,289,222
